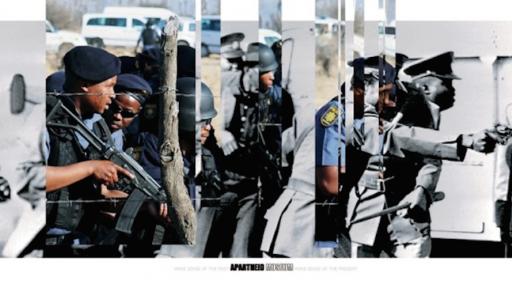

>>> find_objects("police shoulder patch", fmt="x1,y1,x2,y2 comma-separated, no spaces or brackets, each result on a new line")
321,105,340,127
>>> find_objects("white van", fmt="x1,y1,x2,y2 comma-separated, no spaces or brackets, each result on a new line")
82,12,195,49
81,13,146,47
177,17,196,47
103,6,174,29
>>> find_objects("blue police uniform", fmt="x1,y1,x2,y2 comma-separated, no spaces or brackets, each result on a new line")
45,46,121,254
316,97,343,168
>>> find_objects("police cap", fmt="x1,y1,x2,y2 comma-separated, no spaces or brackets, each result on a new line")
221,32,245,59
402,51,461,81
114,74,152,105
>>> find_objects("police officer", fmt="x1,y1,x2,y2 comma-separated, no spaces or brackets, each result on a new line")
316,56,394,257
102,73,152,150
158,78,239,257
247,42,283,208
136,19,161,52
348,53,498,257
220,40,280,257
45,46,133,255
257,43,281,124
261,57,385,258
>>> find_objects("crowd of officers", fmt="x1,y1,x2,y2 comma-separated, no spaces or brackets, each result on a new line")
42,28,511,258
43,28,290,257
44,42,217,256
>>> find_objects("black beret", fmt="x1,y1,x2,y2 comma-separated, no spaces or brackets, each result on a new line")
46,71,65,93
114,73,152,104
63,46,121,84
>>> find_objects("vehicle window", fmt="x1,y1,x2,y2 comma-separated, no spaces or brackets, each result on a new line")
201,20,210,30
189,23,196,32
46,23,54,33
133,18,144,28
87,18,105,26
202,19,220,31
179,22,183,32
157,19,166,30
147,17,160,24
385,26,395,35
211,19,220,31
105,18,126,27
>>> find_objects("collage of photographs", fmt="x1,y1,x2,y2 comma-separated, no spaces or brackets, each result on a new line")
1,0,512,286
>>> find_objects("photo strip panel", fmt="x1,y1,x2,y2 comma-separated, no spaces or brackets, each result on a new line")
45,0,199,256
0,21,45,258
260,0,320,258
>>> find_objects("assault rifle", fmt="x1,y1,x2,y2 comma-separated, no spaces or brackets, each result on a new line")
46,100,168,234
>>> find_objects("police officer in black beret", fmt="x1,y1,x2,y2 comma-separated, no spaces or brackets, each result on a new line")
45,46,133,255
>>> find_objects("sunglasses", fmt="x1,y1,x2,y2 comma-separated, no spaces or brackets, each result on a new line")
110,100,139,118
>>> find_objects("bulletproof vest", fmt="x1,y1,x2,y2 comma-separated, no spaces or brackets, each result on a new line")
46,96,108,232
228,85,259,149
141,28,160,45
199,147,223,199
258,86,281,124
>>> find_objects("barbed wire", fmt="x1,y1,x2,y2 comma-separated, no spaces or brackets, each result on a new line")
45,198,342,206
45,89,197,98
46,197,223,205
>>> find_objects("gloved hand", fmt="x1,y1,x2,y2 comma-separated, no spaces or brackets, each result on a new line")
461,130,497,153
397,186,429,218
221,130,238,156
219,192,238,209
0,176,11,202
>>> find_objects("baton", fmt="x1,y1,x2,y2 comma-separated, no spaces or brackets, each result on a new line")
349,191,445,226
349,202,411,226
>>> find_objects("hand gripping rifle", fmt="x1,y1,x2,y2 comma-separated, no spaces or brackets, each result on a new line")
46,100,168,234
